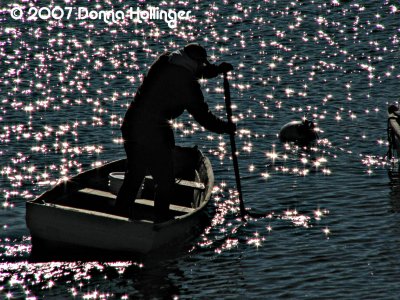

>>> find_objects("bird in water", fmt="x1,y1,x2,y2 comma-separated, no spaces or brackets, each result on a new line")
278,119,319,145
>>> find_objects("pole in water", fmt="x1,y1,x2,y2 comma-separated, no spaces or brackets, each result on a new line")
223,73,266,220
223,72,246,220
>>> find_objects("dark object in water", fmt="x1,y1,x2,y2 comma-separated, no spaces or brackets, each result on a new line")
387,103,400,159
279,119,318,145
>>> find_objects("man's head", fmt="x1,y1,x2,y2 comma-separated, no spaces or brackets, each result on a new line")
389,104,399,114
183,43,213,78
184,43,209,65
180,43,232,79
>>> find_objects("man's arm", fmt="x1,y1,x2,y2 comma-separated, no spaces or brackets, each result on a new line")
185,79,234,134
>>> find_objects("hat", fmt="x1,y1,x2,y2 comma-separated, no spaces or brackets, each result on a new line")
184,43,210,65
388,104,399,114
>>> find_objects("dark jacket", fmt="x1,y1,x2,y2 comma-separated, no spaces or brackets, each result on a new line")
121,53,230,146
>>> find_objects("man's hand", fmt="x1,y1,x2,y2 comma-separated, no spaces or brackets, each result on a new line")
218,62,234,74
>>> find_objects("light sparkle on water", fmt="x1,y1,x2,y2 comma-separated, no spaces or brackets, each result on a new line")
1,0,396,298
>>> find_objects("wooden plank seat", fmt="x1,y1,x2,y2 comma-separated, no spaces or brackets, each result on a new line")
77,188,195,214
144,176,205,190
109,173,205,191
135,199,194,214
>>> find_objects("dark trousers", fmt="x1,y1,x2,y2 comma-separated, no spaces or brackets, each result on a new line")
115,141,174,220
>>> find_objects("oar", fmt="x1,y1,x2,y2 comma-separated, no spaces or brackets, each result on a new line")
223,72,266,220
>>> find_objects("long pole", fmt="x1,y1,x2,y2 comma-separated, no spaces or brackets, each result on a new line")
223,72,247,220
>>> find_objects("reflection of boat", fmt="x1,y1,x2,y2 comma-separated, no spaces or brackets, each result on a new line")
388,165,400,213
26,147,214,254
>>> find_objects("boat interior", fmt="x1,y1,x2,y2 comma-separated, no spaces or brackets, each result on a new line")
35,147,210,221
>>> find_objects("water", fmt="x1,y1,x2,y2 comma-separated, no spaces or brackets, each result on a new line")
1,0,400,298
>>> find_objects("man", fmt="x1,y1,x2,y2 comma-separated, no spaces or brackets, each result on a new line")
115,43,235,222
388,103,400,159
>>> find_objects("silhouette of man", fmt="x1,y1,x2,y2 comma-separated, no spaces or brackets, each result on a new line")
115,43,235,222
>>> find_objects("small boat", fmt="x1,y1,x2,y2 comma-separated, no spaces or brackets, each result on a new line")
26,147,214,254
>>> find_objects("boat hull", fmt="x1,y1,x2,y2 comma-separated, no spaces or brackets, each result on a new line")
26,148,213,254
27,202,209,254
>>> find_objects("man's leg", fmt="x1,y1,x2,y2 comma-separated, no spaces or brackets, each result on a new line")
115,142,146,218
148,145,175,223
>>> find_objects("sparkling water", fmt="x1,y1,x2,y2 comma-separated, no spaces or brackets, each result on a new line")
0,1,399,299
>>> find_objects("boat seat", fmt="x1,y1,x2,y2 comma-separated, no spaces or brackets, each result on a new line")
135,199,194,214
79,188,116,199
109,172,205,195
77,188,195,214
156,177,205,191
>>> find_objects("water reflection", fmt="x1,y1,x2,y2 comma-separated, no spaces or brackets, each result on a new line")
2,0,400,297
262,141,333,178
195,180,331,258
388,163,400,213
0,237,189,299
